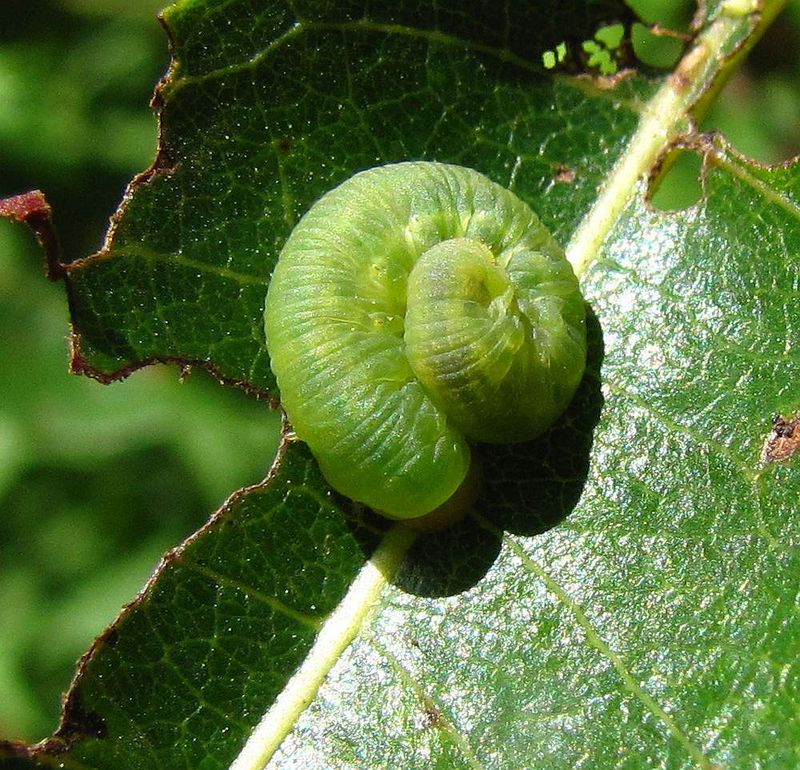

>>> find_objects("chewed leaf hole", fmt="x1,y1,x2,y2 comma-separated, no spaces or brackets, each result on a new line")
649,149,703,211
627,0,693,68
631,21,685,69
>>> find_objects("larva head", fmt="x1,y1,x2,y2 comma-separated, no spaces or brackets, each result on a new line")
264,162,586,520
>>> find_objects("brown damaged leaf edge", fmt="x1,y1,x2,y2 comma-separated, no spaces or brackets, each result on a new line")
0,13,277,408
62,11,179,278
0,427,297,766
68,337,278,407
0,190,63,281
762,413,800,465
55,13,187,392
645,129,710,203
576,66,637,91
646,129,800,209
649,23,693,42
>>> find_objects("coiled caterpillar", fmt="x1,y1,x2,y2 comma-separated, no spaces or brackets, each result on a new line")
265,162,586,521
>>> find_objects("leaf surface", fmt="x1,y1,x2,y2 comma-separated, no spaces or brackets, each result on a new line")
63,0,642,391
278,141,800,770
3,1,799,769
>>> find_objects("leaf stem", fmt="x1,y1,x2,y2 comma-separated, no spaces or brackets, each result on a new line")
228,523,417,770
566,0,787,279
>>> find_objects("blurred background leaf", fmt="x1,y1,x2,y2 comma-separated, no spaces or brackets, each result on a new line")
0,0,798,745
0,0,280,740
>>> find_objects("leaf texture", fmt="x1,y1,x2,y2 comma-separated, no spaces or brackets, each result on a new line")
3,1,799,769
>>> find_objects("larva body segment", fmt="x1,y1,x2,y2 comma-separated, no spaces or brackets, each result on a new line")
264,162,586,520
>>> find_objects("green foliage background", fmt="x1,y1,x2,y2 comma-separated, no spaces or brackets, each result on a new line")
0,0,798,743
0,0,280,740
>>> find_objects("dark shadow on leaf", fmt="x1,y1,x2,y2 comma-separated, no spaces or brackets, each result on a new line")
395,306,604,597
478,305,605,535
392,515,503,598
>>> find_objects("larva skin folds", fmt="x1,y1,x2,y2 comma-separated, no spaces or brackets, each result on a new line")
264,162,587,520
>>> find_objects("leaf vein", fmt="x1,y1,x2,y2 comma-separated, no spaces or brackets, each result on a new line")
369,635,487,770
180,559,323,630
229,524,416,770
172,17,540,95
608,383,755,478
714,152,800,221
475,515,714,770
70,245,269,287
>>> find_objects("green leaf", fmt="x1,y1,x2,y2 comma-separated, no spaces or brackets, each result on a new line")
3,1,799,769
63,0,642,391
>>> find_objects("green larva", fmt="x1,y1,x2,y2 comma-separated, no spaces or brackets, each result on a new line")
264,162,586,520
